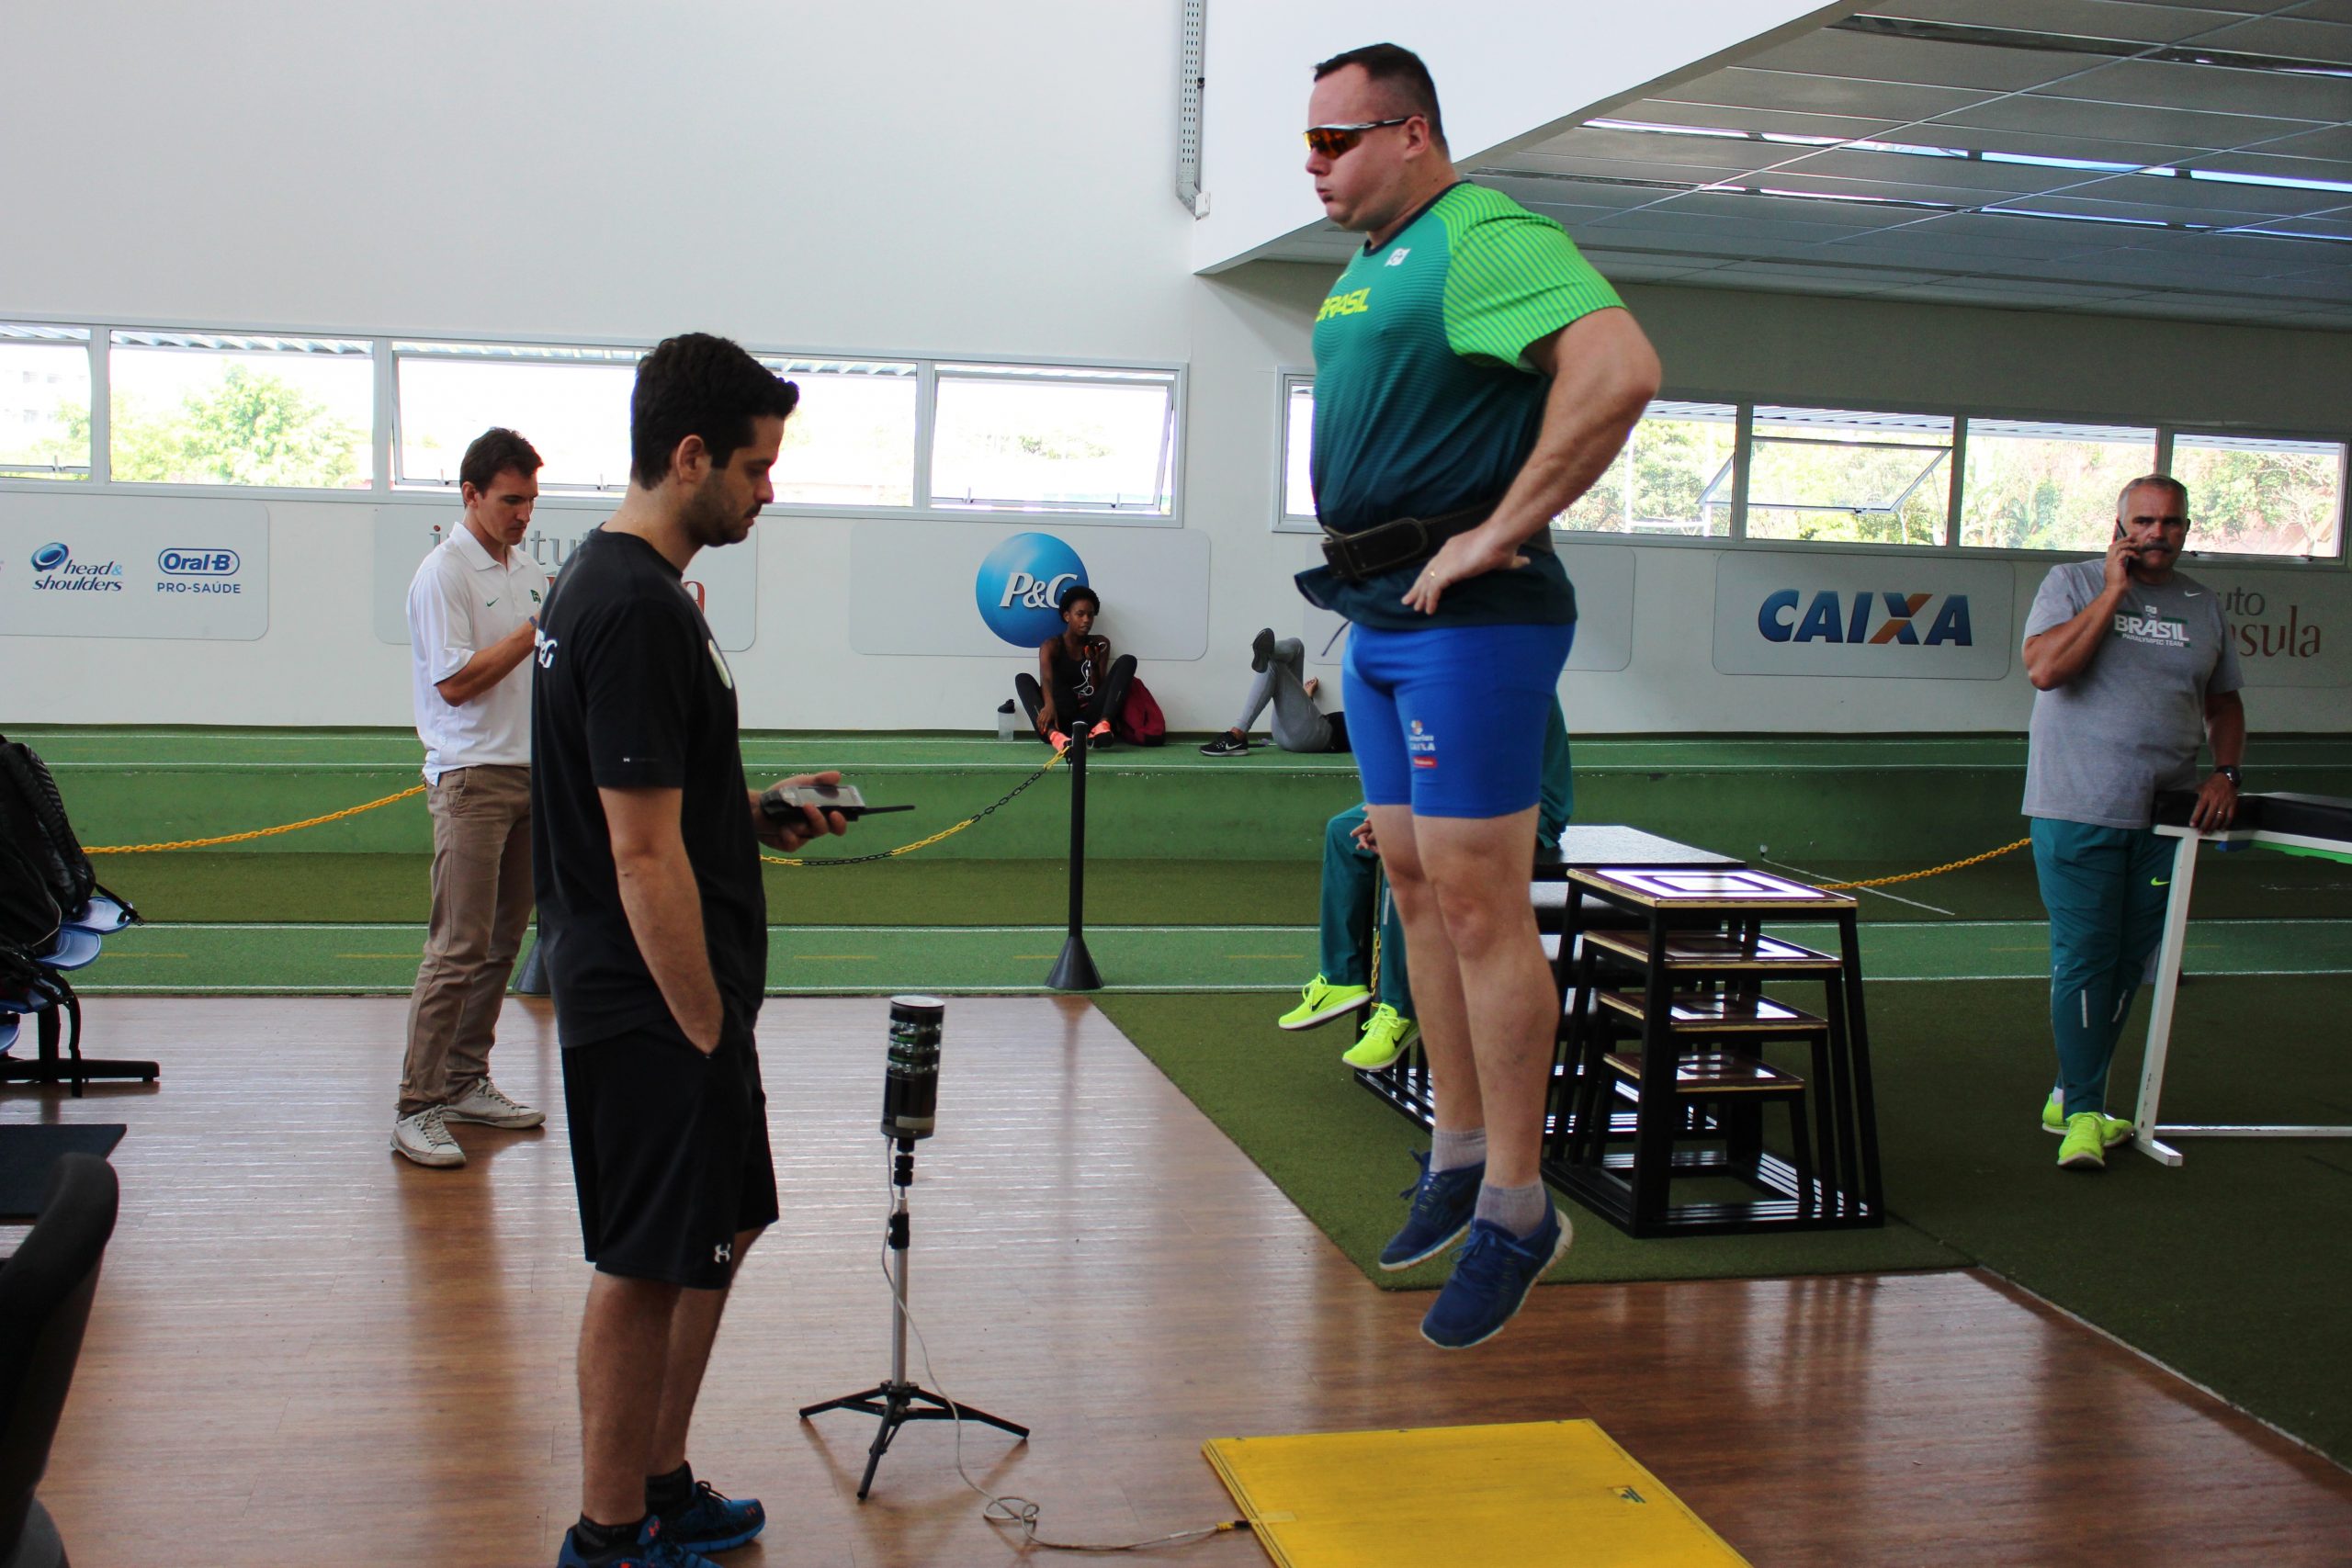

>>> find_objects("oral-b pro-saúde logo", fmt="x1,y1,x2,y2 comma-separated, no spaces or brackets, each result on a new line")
974,532,1088,649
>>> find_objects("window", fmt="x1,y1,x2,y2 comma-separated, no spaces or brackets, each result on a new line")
2170,434,2346,559
395,342,638,491
1559,400,1736,536
1960,419,2156,553
0,325,90,480
1281,375,1316,525
930,365,1176,514
110,332,373,488
763,359,917,507
1745,407,1952,547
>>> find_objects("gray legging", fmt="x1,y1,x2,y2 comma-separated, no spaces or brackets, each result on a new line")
1233,636,1339,753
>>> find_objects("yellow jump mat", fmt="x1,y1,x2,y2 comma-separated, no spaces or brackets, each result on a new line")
1203,1419,1749,1568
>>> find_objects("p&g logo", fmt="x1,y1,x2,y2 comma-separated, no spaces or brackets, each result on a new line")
159,547,241,577
973,532,1088,649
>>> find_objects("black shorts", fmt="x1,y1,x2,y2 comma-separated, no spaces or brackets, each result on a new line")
561,1023,780,1290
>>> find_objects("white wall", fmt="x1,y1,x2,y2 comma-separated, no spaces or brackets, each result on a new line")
3,2,2348,736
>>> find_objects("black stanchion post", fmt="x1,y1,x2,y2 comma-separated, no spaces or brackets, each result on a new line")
1047,733,1102,990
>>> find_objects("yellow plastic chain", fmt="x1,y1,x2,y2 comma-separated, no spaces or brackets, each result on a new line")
85,784,429,854
1812,836,2030,890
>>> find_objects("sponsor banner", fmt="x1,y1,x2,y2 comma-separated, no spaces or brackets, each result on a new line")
2166,564,2352,689
1713,550,2014,680
371,507,756,650
849,521,1209,659
1301,538,1635,674
0,492,268,640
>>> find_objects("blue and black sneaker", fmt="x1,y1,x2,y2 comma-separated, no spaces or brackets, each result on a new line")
556,1515,719,1568
1378,1150,1483,1271
660,1481,766,1555
1419,1205,1574,1350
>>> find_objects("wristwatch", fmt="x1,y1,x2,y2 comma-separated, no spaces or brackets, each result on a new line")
2216,765,2243,787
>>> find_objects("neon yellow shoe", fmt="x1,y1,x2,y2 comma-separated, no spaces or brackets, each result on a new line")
2057,1111,2109,1170
1341,1005,1419,1070
2042,1093,2132,1146
1278,975,1372,1032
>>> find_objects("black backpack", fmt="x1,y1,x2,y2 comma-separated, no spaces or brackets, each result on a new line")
0,736,135,929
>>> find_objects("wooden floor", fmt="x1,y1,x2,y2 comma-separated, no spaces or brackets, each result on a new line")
11,996,2351,1567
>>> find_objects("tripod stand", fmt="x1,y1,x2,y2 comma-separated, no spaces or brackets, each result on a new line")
799,1135,1027,1499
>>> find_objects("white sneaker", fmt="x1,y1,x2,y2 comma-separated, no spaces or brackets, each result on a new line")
391,1107,466,1168
443,1077,546,1130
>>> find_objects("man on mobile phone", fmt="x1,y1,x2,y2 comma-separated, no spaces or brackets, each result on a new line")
2020,474,2246,1173
532,333,849,1568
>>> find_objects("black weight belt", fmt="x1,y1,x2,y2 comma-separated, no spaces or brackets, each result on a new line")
1318,497,1546,583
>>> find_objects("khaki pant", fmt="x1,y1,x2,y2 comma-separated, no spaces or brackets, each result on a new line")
398,764,534,1117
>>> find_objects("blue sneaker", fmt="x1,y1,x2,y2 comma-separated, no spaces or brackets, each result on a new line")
557,1516,719,1568
1378,1150,1484,1270
1419,1206,1573,1350
661,1481,765,1554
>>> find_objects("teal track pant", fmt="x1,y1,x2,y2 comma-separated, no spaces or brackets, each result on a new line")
2030,817,2174,1119
1319,805,1411,1014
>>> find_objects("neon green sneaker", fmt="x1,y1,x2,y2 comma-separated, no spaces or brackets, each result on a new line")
2057,1111,2109,1170
1341,1005,1419,1070
2042,1093,2132,1146
1278,975,1372,1032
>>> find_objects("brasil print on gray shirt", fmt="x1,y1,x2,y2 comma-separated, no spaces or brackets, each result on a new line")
2020,558,2243,830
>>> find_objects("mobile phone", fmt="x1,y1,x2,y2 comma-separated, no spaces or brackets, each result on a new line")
759,783,913,822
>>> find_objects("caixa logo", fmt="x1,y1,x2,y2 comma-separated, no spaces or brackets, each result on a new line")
1758,590,1973,647
158,547,241,577
973,532,1088,648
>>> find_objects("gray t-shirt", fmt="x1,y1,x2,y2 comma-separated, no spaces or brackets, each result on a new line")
2022,558,2243,829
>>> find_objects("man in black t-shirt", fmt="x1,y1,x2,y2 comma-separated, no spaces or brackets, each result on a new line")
535,333,848,1568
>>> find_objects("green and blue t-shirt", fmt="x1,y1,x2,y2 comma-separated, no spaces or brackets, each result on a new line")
1298,182,1624,631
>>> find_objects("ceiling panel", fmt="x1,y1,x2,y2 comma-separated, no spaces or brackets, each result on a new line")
2242,125,2352,161
1498,151,1766,186
2196,15,2352,61
1741,28,2090,90
1573,100,1912,142
2053,173,2352,214
2036,57,2352,120
1930,94,2328,151
1865,0,2260,41
1659,65,2004,120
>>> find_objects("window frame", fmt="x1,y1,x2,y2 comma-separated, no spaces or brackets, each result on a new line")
0,323,96,482
0,316,1188,525
1267,370,2349,570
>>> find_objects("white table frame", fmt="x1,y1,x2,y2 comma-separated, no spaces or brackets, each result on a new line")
2131,820,2352,1166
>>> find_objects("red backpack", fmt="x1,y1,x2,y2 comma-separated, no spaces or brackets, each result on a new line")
1114,678,1167,746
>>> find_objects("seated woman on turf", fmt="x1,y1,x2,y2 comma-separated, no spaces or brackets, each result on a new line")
1200,628,1348,757
1014,584,1136,751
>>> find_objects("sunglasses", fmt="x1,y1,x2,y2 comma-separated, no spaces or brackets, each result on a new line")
1304,117,1411,158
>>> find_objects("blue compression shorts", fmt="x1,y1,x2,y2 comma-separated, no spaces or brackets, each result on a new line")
1343,620,1575,819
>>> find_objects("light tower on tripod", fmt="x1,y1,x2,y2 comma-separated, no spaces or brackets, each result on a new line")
799,996,1028,1499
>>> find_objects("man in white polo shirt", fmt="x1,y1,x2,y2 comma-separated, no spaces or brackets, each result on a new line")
393,427,552,1168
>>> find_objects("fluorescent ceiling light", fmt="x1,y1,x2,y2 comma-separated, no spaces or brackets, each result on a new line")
1576,118,2352,197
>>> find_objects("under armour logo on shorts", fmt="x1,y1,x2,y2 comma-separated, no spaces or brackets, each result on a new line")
714,1242,732,1265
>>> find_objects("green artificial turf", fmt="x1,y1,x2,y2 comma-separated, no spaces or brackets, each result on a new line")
90,853,1326,927
93,843,2352,928
1099,974,2352,1466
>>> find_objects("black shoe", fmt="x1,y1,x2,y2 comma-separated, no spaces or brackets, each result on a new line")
1250,628,1277,673
1199,732,1249,757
